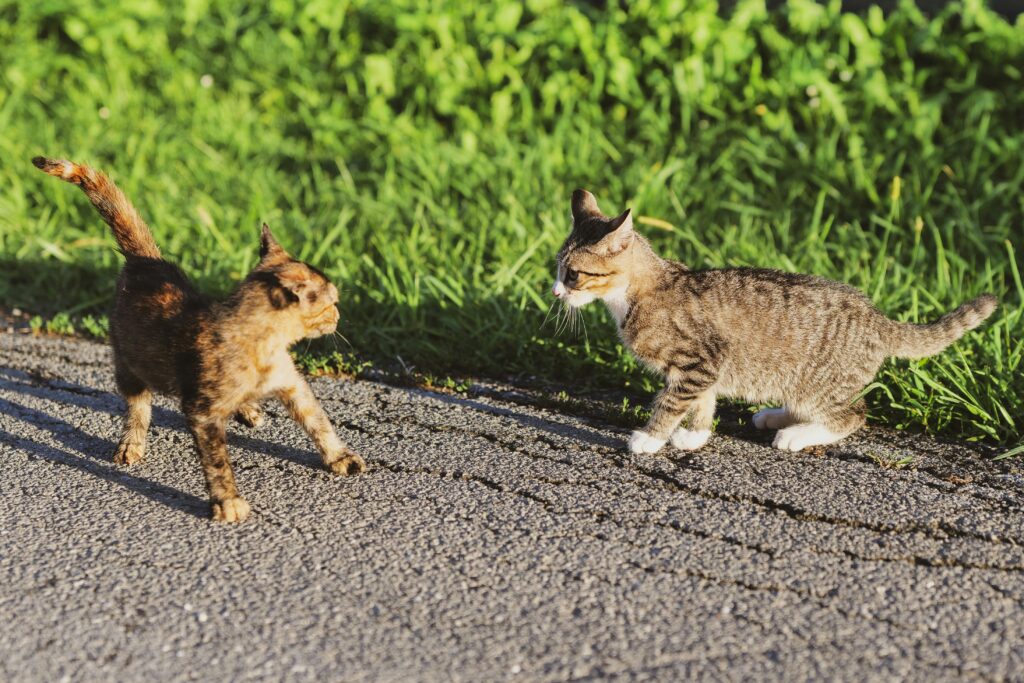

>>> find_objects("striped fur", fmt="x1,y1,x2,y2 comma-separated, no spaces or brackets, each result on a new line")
554,189,998,453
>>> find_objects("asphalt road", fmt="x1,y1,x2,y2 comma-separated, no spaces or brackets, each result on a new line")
1,333,1022,682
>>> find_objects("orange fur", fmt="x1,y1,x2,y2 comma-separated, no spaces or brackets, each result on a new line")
35,157,365,521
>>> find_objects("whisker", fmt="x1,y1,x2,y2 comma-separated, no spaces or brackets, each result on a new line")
539,299,559,331
560,304,572,338
333,329,353,349
554,302,569,337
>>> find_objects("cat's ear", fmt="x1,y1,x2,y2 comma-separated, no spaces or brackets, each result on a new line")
571,189,601,223
259,223,288,262
599,209,634,254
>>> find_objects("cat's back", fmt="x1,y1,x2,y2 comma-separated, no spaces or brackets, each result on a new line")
686,267,871,309
114,258,206,323
111,257,209,393
674,266,888,350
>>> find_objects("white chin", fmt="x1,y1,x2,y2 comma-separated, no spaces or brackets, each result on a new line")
565,293,596,308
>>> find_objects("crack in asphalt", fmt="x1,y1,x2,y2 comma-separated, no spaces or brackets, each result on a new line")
2,334,1023,682
374,461,554,508
618,458,1024,548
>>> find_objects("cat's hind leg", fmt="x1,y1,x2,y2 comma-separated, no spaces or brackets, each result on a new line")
752,407,797,430
772,400,865,452
113,366,152,465
233,400,264,428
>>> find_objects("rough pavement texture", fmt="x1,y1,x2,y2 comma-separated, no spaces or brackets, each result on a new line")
1,333,1022,682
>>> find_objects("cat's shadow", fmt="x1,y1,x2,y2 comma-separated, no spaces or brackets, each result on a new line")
0,393,210,519
0,367,328,518
419,389,625,451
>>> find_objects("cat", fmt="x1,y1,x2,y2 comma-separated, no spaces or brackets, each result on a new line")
553,189,997,455
33,156,365,522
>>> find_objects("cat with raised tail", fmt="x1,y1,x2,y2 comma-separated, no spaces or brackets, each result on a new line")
33,156,365,522
553,189,997,455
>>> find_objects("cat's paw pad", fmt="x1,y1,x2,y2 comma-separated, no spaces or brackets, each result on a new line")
752,408,794,430
670,428,711,451
628,430,667,454
113,441,144,465
234,405,264,429
328,451,366,476
212,496,251,523
772,424,843,452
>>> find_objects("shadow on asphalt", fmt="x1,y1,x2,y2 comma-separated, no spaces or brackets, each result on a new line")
0,395,209,519
0,369,335,516
421,390,625,450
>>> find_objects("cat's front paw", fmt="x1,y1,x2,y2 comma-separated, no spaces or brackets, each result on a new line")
628,430,667,454
670,428,711,451
328,450,366,476
212,496,251,523
113,441,144,465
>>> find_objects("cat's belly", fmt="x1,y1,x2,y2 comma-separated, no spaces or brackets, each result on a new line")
709,356,794,404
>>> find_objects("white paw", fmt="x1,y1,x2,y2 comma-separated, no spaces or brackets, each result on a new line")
628,430,667,454
670,428,711,451
772,423,844,452
752,407,795,430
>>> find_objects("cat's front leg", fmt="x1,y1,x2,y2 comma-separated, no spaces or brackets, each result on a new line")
629,335,724,454
630,372,718,454
276,377,366,476
671,390,715,451
630,385,697,454
187,415,250,522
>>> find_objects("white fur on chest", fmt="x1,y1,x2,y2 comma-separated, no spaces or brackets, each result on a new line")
602,289,630,326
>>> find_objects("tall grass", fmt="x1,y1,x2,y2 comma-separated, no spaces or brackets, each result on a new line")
0,0,1021,443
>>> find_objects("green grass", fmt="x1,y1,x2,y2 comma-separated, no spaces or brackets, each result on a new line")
0,0,1021,446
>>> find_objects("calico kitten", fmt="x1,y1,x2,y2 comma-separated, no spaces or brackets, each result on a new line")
34,156,365,522
553,189,997,454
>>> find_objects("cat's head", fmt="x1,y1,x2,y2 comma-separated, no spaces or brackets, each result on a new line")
244,224,341,341
552,189,635,308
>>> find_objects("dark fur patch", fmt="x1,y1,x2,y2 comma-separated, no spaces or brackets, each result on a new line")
248,270,300,309
35,157,364,521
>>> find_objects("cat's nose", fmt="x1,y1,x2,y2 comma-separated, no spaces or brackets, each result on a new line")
552,281,566,298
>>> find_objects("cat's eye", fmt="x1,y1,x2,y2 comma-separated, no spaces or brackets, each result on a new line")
565,268,579,283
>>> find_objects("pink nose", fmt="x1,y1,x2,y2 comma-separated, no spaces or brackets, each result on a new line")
552,281,566,298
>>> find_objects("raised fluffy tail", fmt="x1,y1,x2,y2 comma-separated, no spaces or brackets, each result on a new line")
33,156,161,260
888,294,998,359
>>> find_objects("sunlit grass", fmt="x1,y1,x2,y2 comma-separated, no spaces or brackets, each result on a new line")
0,0,1021,445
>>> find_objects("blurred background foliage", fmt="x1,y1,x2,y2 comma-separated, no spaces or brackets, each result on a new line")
0,0,1021,442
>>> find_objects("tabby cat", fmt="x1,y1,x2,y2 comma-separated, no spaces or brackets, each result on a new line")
553,189,997,454
34,156,365,522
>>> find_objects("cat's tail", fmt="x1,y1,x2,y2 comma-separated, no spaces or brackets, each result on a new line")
32,156,161,260
887,294,998,359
